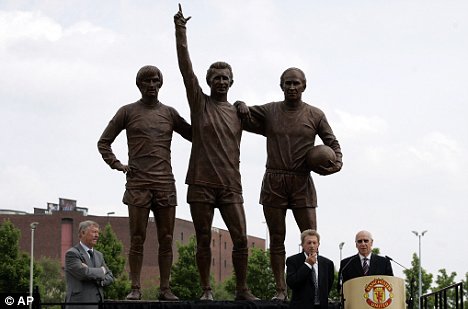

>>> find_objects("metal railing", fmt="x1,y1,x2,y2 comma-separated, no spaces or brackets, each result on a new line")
38,302,103,309
421,282,464,309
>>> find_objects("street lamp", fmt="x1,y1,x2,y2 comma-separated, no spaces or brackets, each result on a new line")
29,222,39,299
412,230,427,308
262,221,269,250
339,242,345,261
107,211,115,223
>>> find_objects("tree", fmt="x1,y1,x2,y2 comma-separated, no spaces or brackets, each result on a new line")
225,248,276,300
248,248,276,299
463,272,468,308
434,268,457,289
35,257,65,302
0,219,40,293
170,236,202,300
212,280,234,301
403,253,433,309
245,248,275,299
94,223,130,300
434,268,457,308
328,270,340,301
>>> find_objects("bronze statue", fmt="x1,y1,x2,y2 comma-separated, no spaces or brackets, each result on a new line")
236,68,343,301
98,65,191,300
174,4,258,301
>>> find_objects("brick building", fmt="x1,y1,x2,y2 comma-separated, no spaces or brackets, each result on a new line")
0,200,264,288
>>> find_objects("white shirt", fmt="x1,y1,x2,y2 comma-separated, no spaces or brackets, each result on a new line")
80,241,93,259
303,252,319,282
359,253,372,268
304,252,320,304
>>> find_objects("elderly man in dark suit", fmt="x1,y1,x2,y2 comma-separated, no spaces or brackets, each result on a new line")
286,229,334,309
337,230,393,293
65,221,114,308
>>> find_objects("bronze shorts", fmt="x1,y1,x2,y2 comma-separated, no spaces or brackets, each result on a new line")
187,184,243,205
123,189,177,208
260,171,316,209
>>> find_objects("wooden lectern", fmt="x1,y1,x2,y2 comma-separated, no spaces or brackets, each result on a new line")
343,275,406,309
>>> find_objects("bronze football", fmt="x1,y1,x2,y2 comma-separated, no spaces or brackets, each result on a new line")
306,145,336,173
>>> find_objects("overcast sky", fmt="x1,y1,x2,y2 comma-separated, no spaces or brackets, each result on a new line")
1,0,467,283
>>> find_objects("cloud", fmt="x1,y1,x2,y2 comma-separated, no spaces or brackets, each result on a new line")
0,10,62,43
0,164,50,210
0,10,117,59
334,109,388,139
408,131,464,173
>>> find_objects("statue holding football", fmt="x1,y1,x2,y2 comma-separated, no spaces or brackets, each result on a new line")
235,67,342,300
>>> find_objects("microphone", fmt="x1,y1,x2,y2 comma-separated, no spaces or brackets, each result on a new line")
340,255,357,281
385,255,408,270
385,256,414,309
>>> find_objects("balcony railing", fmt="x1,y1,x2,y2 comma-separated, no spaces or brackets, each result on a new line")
421,282,464,309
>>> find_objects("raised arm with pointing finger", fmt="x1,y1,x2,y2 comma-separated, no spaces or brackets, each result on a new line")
174,4,259,301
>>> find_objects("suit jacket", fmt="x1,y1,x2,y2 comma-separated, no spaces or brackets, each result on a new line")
65,244,114,309
286,252,335,309
337,253,393,293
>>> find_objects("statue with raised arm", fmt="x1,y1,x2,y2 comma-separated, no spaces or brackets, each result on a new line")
174,4,258,301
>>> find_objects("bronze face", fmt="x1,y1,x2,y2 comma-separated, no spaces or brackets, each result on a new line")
138,74,162,99
281,70,306,102
208,68,233,96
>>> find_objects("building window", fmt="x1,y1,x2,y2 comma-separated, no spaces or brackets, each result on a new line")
224,260,227,268
224,242,227,250
252,242,255,248
212,258,215,266
212,239,215,247
181,232,184,241
61,218,73,268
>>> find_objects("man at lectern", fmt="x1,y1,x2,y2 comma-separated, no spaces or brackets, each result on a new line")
337,230,393,292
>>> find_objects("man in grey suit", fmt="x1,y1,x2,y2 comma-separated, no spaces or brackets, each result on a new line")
65,220,114,308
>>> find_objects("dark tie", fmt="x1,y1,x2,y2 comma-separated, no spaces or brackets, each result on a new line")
363,257,369,275
88,249,96,267
311,266,319,304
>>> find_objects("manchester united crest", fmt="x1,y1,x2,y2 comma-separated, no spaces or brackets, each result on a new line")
363,278,394,308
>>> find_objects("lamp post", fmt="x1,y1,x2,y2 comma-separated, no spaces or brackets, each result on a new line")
339,242,345,261
412,230,427,308
29,222,39,299
262,221,269,250
107,211,115,223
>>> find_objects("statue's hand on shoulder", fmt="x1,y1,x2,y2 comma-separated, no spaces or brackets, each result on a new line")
174,3,192,27
234,101,251,121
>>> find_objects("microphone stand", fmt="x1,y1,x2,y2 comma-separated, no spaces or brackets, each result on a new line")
408,276,415,309
385,256,413,309
339,273,346,309
338,256,356,309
